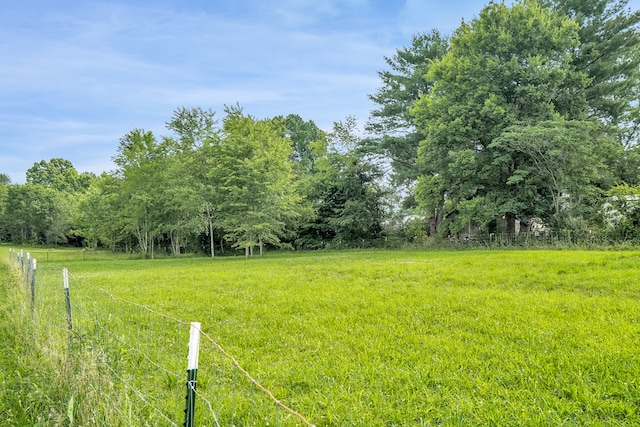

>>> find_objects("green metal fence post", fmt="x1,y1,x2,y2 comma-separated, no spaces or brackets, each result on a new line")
184,322,201,427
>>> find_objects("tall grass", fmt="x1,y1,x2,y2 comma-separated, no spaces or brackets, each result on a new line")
0,254,73,425
2,247,639,425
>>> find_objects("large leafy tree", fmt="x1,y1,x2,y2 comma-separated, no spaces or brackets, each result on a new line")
300,118,388,247
112,129,168,256
166,106,223,258
26,158,94,193
543,0,640,131
3,184,68,244
72,173,125,250
413,0,590,236
280,113,326,173
274,114,327,246
490,120,621,229
163,107,221,257
544,0,640,189
213,107,301,256
152,140,204,257
365,30,449,188
97,174,131,251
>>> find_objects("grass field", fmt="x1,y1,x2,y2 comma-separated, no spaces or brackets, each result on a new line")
2,247,640,426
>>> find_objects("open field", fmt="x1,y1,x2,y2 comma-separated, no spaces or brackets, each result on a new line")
2,247,640,426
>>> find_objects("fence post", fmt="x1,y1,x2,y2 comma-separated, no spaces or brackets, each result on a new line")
184,322,201,427
30,258,36,310
63,268,72,331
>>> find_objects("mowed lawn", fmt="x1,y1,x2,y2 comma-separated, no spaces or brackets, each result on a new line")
24,249,640,425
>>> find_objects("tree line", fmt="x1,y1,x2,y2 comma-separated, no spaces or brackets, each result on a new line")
0,108,389,255
1,0,639,252
367,0,640,240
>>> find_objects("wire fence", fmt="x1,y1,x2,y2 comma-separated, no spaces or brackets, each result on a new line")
7,248,316,427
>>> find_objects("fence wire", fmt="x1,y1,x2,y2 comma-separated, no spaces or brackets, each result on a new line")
8,251,315,427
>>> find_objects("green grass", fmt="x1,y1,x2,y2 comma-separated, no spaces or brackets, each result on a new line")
2,247,640,425
0,252,77,426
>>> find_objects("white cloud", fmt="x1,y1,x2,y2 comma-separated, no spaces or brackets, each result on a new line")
0,0,422,182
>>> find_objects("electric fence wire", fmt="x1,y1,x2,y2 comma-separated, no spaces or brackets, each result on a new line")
68,271,191,326
187,377,222,427
198,326,316,427
100,359,180,427
69,270,316,426
69,275,184,425
68,271,186,381
4,256,177,426
18,258,316,427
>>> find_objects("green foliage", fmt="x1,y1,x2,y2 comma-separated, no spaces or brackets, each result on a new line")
366,30,449,187
299,118,389,248
112,129,167,256
543,0,640,127
2,184,69,244
72,174,123,250
413,1,593,236
544,0,640,186
280,113,327,173
26,158,94,193
165,106,217,151
213,107,302,256
168,107,224,258
0,183,7,241
603,184,640,239
0,173,11,185
16,159,93,243
491,120,621,228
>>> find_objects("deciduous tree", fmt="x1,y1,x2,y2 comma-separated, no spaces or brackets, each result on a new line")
300,118,389,247
413,1,589,236
26,158,93,193
213,107,301,256
112,129,167,256
366,30,449,188
491,120,621,229
3,184,67,244
167,106,224,257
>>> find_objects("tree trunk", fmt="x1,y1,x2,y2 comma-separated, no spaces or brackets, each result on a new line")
209,219,215,259
206,204,215,259
505,213,517,239
135,219,150,257
429,217,437,236
170,231,181,257
552,191,562,229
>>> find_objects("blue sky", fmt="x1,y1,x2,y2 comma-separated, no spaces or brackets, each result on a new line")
1,0,638,183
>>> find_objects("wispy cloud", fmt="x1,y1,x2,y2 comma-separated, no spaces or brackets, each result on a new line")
6,0,631,183
0,0,388,183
